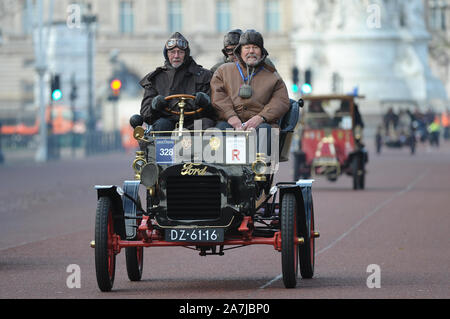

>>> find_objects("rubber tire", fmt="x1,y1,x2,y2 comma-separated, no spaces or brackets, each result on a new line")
352,156,365,190
95,197,116,292
126,247,143,281
281,193,299,288
299,202,315,279
409,136,416,155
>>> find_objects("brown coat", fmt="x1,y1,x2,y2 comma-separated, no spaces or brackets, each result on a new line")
210,61,290,126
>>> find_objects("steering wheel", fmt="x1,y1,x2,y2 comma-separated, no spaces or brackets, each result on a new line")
164,94,204,116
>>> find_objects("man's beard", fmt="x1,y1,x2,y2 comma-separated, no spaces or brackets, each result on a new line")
244,54,262,67
171,60,183,68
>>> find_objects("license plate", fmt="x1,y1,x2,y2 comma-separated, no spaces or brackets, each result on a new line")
165,228,224,242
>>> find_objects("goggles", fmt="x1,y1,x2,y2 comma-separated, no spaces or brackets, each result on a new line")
224,47,235,55
165,38,188,50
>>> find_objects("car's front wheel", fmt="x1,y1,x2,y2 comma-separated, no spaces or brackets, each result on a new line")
95,197,116,292
299,202,315,279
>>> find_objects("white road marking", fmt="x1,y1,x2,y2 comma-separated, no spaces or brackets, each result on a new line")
259,169,429,289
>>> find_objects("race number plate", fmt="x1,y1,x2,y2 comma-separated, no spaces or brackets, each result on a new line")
156,139,175,164
165,228,225,242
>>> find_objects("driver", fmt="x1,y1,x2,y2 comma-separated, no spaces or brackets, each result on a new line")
139,32,216,131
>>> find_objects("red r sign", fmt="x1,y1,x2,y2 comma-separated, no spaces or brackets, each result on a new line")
232,149,240,161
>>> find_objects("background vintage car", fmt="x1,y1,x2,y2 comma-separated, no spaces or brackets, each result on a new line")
292,95,368,190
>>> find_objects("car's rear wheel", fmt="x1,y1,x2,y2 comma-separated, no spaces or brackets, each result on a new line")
126,246,143,281
95,197,116,292
281,193,299,288
299,202,315,279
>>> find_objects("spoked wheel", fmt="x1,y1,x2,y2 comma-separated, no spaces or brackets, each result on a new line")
352,156,365,190
95,197,117,292
299,201,315,279
126,246,144,281
281,193,299,288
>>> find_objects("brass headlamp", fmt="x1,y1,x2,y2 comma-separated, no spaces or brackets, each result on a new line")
132,151,147,180
252,153,267,181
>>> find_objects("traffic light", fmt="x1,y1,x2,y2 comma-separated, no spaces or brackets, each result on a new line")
51,74,62,101
301,69,312,94
292,66,299,93
108,78,122,101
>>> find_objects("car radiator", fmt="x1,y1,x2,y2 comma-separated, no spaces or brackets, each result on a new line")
166,175,221,220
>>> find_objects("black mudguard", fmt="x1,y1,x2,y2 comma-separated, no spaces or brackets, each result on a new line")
122,180,141,240
277,180,314,239
95,185,126,239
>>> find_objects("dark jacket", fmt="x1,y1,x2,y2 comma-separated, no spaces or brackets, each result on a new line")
139,56,214,125
210,56,229,74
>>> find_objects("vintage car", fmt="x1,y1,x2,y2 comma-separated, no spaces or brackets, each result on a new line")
375,104,418,155
292,94,368,190
92,94,319,291
375,122,417,155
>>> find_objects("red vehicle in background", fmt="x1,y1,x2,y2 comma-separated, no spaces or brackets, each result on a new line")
0,105,86,136
292,95,368,190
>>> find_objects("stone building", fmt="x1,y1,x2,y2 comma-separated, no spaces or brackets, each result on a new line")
0,0,294,129
0,0,448,131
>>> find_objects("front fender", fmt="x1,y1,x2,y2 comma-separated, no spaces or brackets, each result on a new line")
94,185,126,238
122,180,141,239
277,180,314,238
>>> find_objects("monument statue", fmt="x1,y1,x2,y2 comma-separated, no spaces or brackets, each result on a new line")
292,0,447,110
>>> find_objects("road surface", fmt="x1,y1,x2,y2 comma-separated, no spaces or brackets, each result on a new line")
1,142,449,299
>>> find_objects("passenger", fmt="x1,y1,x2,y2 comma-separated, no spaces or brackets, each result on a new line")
307,101,329,128
383,107,399,132
211,29,276,74
210,29,290,155
139,32,216,131
210,29,243,73
397,108,410,133
412,107,427,142
308,101,326,113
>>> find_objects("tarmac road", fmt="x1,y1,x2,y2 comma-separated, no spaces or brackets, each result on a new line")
0,142,449,299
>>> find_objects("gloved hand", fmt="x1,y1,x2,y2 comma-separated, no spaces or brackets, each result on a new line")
151,95,168,112
194,92,211,108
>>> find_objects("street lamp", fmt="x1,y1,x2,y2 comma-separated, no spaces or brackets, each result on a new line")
82,12,97,155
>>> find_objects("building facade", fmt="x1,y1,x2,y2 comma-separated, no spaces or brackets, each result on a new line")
0,0,448,129
0,0,294,128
